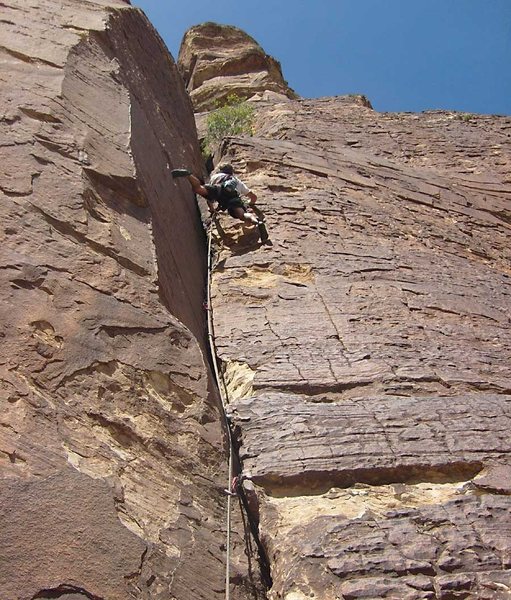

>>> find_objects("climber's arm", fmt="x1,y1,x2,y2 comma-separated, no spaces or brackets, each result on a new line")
246,190,257,204
236,178,257,205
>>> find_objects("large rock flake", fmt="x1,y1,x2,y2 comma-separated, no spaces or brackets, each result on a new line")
0,3,235,599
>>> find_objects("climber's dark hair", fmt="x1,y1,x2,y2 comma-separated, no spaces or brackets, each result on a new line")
218,163,234,175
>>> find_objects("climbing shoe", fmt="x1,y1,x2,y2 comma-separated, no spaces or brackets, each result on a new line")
257,221,269,243
171,168,191,178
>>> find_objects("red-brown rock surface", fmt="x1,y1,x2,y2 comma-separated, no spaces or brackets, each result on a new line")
178,22,297,111
209,95,511,598
0,3,243,599
3,6,511,598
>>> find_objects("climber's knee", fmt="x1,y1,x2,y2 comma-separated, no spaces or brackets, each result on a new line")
243,212,258,224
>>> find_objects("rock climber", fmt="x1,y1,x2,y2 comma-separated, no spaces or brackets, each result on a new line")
171,163,261,226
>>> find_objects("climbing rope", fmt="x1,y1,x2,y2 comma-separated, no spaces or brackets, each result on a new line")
204,215,272,598
204,216,234,600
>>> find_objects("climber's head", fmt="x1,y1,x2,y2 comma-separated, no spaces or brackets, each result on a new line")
218,163,234,176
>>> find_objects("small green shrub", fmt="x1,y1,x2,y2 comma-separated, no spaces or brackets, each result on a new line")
203,94,254,154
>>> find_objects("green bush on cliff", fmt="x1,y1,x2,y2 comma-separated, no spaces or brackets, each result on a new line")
203,94,254,154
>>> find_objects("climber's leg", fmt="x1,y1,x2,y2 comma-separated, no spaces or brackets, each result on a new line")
172,168,211,199
229,205,259,224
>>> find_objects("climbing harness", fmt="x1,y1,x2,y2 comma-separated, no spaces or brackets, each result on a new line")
226,474,243,496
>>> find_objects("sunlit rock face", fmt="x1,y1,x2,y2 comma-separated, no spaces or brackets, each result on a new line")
0,2,236,599
177,22,298,111
208,92,511,598
3,4,510,598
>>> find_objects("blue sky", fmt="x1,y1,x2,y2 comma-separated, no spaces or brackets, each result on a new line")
133,0,511,116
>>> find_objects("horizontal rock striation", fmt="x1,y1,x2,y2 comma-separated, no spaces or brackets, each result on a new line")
210,94,511,598
0,3,237,600
230,392,511,491
178,22,297,111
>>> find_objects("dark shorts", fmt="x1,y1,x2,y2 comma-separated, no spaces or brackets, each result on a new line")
204,185,246,216
224,197,246,217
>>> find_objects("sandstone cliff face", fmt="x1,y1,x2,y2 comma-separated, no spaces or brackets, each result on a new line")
0,3,234,599
207,95,511,597
3,6,511,600
178,22,297,111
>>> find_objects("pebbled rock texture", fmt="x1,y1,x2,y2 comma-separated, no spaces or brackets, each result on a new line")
177,22,297,111
0,3,249,600
261,494,511,600
209,93,511,598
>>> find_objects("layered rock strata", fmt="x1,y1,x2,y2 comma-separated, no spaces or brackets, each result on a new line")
0,3,242,599
3,6,511,599
208,95,511,599
178,22,297,111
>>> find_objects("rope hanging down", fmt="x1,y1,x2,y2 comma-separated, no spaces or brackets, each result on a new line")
204,218,234,600
204,216,272,598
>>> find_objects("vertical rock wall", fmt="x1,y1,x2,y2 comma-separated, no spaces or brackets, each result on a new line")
209,97,511,598
0,3,232,599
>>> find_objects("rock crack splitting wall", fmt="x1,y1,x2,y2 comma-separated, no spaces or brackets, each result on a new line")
208,92,511,599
